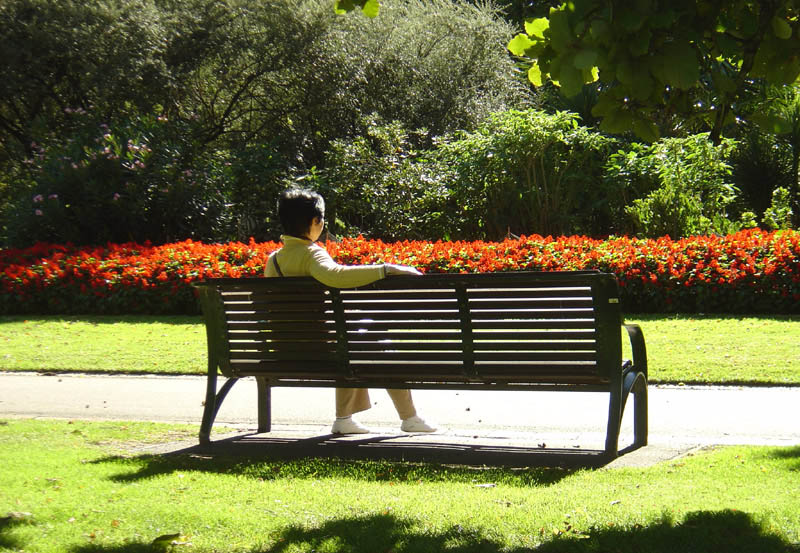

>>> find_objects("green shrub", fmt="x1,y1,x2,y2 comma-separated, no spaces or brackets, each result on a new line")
433,109,617,240
730,127,794,221
3,110,232,246
763,187,795,230
610,134,742,238
313,116,451,240
219,142,291,243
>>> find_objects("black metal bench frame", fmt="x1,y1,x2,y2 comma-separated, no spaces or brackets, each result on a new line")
193,271,648,457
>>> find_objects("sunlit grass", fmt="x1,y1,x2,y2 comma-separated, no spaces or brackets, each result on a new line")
1,419,798,552
624,314,799,385
1,314,798,385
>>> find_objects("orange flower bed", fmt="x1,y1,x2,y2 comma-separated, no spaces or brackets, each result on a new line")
1,229,798,314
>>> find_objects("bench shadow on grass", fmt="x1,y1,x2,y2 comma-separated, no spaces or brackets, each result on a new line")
0,516,27,551
95,432,623,485
61,510,798,553
765,445,800,470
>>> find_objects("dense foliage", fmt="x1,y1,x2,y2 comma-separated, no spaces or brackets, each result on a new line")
0,0,527,246
2,230,798,315
1,0,798,248
508,1,800,143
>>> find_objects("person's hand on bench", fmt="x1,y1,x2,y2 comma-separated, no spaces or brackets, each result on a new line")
384,263,423,276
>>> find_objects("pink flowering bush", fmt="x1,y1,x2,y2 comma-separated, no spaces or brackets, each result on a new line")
1,229,798,315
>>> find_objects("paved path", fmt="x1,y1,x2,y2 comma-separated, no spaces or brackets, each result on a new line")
2,372,798,467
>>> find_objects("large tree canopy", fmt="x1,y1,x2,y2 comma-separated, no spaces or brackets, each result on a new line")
508,0,800,143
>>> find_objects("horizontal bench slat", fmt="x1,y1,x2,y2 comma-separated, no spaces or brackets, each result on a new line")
228,322,337,331
224,302,334,312
338,330,596,341
344,309,458,318
468,299,594,309
337,298,595,310
225,291,329,302
225,312,333,322
345,341,596,351
340,308,595,319
230,342,336,352
469,319,596,329
231,351,338,361
346,351,596,362
466,286,592,301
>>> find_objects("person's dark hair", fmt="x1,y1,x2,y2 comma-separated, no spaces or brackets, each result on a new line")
278,187,325,238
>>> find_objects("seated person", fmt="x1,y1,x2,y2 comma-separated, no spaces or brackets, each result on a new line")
264,187,436,435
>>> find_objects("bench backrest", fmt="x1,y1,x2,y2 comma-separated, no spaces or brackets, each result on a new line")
194,271,625,388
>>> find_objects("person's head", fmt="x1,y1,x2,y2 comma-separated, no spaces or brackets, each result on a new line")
277,187,325,240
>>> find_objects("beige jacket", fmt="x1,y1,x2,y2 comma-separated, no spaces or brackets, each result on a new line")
264,235,385,288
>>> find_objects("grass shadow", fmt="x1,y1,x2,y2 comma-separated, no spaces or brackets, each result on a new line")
68,544,155,553
0,514,33,550
197,432,615,467
92,433,585,488
762,445,800,471
63,510,799,553
532,509,799,553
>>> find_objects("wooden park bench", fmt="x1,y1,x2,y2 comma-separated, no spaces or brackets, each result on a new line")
193,271,648,457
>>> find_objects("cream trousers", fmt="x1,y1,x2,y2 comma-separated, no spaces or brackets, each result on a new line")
335,388,417,420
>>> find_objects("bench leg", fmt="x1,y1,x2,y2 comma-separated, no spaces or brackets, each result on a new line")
605,369,649,456
256,377,272,433
606,370,648,456
605,388,622,458
627,371,648,449
199,369,239,444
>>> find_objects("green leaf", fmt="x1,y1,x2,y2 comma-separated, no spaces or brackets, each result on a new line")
558,64,584,97
712,71,737,94
548,9,572,51
508,34,537,56
600,107,635,134
629,28,652,56
573,48,598,70
616,60,634,84
333,0,356,15
630,73,655,101
655,42,699,89
650,8,676,29
617,6,646,32
524,17,550,39
633,117,660,142
528,61,544,87
334,0,379,17
714,32,740,57
772,16,792,40
361,0,380,18
768,56,800,85
591,92,620,117
590,19,610,40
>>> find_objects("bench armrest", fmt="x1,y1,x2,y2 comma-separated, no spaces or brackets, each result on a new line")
623,323,648,379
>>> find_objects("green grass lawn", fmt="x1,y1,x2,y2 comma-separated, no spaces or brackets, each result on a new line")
1,314,798,385
1,419,799,553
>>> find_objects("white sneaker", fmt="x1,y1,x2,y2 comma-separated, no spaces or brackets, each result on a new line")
331,417,371,435
400,415,437,433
